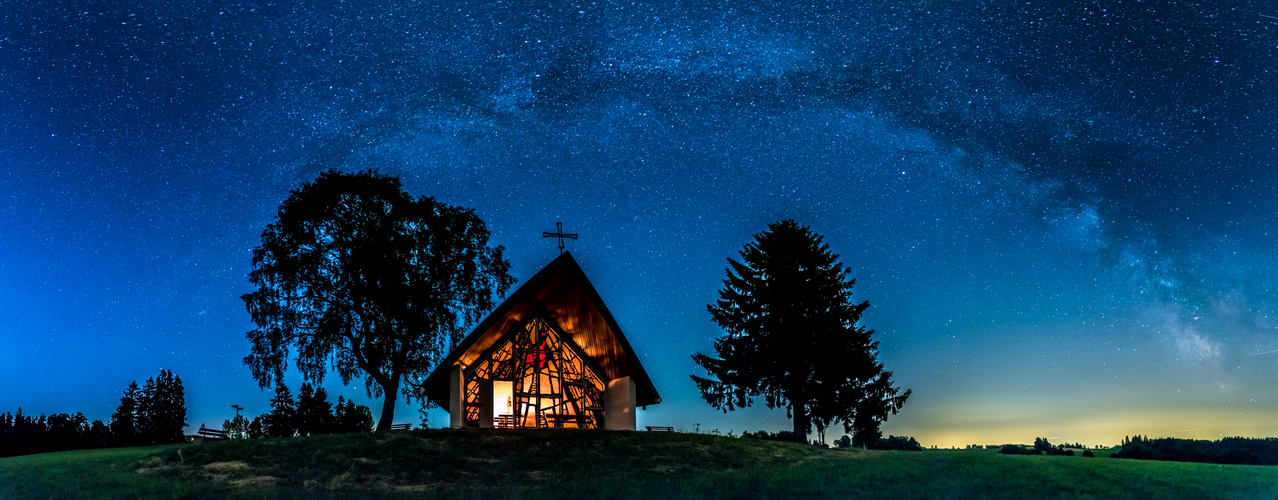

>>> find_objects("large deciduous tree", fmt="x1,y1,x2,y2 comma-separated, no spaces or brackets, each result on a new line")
692,219,910,442
243,169,515,431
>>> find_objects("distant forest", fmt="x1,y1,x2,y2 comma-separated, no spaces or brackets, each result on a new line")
0,369,186,458
0,371,376,459
0,410,111,458
1111,435,1278,466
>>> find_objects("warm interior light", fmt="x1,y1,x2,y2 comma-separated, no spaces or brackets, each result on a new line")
465,316,608,428
492,379,514,427
525,341,548,368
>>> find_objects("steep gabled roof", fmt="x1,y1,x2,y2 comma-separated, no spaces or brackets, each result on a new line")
421,252,661,409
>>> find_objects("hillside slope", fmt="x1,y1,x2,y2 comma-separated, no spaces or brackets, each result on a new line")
2,429,1275,499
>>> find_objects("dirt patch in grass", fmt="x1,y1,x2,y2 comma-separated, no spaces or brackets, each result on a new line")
204,461,250,473
202,460,254,483
232,475,278,487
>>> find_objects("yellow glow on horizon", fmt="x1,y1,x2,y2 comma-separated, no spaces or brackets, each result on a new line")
885,406,1278,449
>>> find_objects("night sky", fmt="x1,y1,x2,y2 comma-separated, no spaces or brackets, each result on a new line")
2,1,1277,448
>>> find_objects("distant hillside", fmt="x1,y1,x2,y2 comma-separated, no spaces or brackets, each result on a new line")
2,429,1277,499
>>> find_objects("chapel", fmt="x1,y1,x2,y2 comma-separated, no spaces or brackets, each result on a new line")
420,252,660,430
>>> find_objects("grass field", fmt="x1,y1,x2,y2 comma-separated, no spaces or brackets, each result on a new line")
2,430,1276,499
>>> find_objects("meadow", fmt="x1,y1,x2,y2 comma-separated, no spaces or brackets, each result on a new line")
1,429,1276,499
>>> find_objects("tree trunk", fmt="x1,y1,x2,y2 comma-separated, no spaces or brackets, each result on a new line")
792,402,810,443
376,378,400,432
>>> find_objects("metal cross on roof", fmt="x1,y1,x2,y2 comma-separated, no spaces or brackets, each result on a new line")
542,222,578,254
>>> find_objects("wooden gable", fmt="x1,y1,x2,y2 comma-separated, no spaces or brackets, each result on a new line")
421,252,661,410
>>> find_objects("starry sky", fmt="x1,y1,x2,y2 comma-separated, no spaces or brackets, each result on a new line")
2,0,1277,448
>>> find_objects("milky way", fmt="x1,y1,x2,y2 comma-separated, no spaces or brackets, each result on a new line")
1,1,1276,446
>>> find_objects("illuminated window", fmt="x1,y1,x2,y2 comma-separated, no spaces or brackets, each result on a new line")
464,316,607,428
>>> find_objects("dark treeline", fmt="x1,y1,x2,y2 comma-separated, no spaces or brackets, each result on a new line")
741,430,924,451
0,369,186,458
1111,435,1278,465
999,437,1076,456
831,433,923,451
740,429,803,442
0,410,108,457
219,382,375,439
866,435,924,451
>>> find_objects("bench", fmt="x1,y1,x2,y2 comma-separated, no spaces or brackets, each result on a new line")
197,424,228,440
387,423,412,431
645,426,674,432
545,413,593,428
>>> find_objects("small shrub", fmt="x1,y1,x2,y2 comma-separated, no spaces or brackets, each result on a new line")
1082,450,1095,457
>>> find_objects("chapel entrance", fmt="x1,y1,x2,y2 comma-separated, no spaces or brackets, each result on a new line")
464,316,607,428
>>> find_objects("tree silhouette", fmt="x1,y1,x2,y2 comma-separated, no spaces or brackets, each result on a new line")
242,169,515,430
144,369,187,445
133,370,186,445
334,396,375,433
88,420,111,448
110,382,139,446
693,219,910,441
248,416,265,439
295,382,334,436
222,415,250,440
264,383,297,438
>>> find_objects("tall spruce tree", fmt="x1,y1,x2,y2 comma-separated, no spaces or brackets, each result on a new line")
693,219,910,441
129,370,187,445
148,369,187,444
264,383,297,438
295,383,334,436
242,170,515,430
110,382,139,446
135,377,155,444
334,396,354,434
333,397,374,434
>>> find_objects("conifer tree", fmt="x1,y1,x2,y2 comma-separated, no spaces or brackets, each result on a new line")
149,369,188,444
694,219,910,441
110,382,139,446
89,420,111,448
130,370,187,445
264,383,297,438
135,376,156,444
248,416,265,439
332,397,374,434
296,383,334,436
334,396,347,430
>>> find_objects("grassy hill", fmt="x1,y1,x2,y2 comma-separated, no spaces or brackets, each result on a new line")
2,429,1276,499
